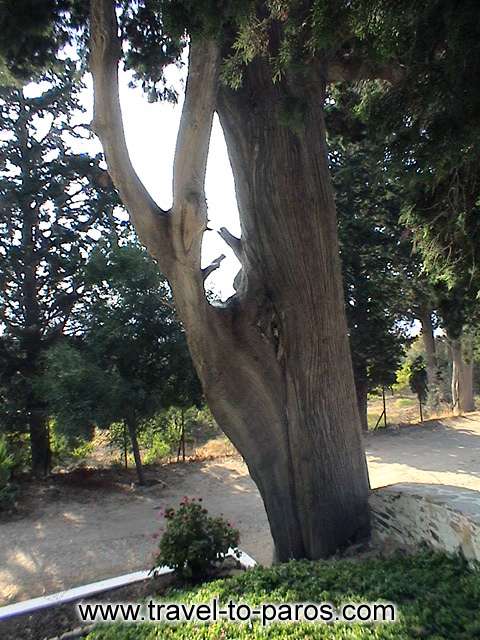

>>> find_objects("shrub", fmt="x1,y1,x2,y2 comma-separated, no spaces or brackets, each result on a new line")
4,432,30,474
138,413,179,462
153,497,240,580
393,358,412,393
0,434,15,510
50,420,94,467
138,407,218,464
142,432,170,465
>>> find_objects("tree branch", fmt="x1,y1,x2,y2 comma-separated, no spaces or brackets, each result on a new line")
202,253,226,282
171,39,220,260
218,227,242,262
89,0,170,260
326,55,405,84
90,0,226,317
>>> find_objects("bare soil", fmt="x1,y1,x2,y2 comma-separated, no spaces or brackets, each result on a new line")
1,412,480,608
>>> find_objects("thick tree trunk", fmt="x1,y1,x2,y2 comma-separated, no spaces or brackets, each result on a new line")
126,419,145,485
29,410,50,479
451,334,475,415
205,62,369,560
90,7,370,561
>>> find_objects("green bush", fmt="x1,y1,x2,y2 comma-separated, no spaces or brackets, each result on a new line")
142,433,171,465
138,407,219,464
138,411,181,462
4,432,30,474
0,434,15,510
392,358,412,393
153,497,240,580
87,552,480,639
50,420,94,467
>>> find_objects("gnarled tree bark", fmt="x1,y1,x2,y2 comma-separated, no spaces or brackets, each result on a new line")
90,0,370,561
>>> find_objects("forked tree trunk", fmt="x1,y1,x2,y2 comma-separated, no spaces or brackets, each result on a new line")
90,2,370,561
451,334,475,415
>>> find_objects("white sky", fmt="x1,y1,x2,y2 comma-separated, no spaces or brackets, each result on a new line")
84,69,241,300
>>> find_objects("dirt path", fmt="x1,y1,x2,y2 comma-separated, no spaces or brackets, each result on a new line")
1,412,480,606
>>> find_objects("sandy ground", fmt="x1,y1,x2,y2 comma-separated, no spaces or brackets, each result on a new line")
1,412,480,606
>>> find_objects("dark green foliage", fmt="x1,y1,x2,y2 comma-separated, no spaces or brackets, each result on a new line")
327,87,410,396
120,0,259,100
87,552,480,639
409,356,428,405
0,0,254,97
358,1,480,295
153,497,240,580
0,0,88,82
37,343,122,441
0,0,71,81
39,239,202,443
0,63,120,472
120,0,185,103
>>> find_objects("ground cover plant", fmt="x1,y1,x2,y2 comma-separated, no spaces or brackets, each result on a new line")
86,552,480,639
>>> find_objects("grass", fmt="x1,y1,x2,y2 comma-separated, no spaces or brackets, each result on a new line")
395,398,417,408
192,436,238,460
367,392,454,430
86,552,480,639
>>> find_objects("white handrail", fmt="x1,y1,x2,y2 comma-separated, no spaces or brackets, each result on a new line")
0,548,257,622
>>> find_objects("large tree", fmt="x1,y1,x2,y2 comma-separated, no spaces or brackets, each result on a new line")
0,64,118,476
87,0,377,561
326,87,411,428
5,0,476,560
359,2,480,412
90,0,480,560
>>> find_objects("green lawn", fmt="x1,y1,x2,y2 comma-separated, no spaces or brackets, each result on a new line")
86,552,480,639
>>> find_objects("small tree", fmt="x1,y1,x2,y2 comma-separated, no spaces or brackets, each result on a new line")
40,239,202,484
409,356,428,423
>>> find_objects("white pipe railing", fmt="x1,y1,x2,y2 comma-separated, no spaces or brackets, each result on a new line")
0,548,257,622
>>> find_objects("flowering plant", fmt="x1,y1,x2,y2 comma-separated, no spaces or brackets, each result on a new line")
153,497,240,580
